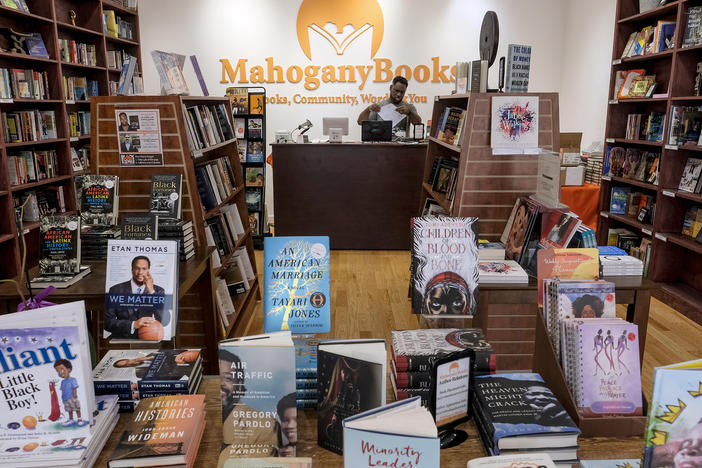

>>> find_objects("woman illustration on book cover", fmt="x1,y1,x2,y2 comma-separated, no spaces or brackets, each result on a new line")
318,357,360,447
604,329,616,374
593,329,606,376
616,330,631,375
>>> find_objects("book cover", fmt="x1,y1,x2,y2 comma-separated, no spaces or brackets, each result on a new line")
249,94,264,115
149,173,182,219
247,140,264,163
411,217,479,316
491,96,539,153
220,459,312,468
468,453,558,468
536,248,599,307
218,332,296,464
294,334,320,378
120,214,158,240
227,88,249,115
504,197,540,263
343,397,439,468
109,394,205,466
26,33,49,59
317,340,386,455
264,236,331,334
540,210,581,249
104,239,179,342
246,187,263,211
478,260,528,283
505,44,531,93
679,158,702,192
248,118,263,139
39,214,80,276
580,461,641,468
473,373,580,453
610,187,631,214
80,174,119,226
245,166,264,186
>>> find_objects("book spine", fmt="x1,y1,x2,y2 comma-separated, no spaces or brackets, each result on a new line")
137,380,190,391
296,368,317,379
297,398,317,409
94,380,132,393
139,388,190,399
394,348,494,373
296,378,317,389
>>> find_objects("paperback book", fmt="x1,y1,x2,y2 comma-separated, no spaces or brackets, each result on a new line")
149,173,182,219
80,174,119,226
39,214,81,275
120,213,158,240
264,236,330,334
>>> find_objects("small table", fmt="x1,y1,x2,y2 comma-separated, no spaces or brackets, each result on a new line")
0,246,221,373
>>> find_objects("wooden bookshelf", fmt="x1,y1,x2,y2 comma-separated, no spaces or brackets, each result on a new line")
90,95,261,344
599,0,702,317
418,92,560,240
0,0,142,279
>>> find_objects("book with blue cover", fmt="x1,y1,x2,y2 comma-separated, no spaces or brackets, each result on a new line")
25,33,49,59
610,187,631,214
343,397,439,468
264,236,330,334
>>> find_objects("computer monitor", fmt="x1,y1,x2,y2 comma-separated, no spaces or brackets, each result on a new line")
361,120,392,142
322,117,349,136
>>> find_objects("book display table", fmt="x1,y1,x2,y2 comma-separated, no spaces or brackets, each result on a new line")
272,142,427,250
94,376,647,467
0,246,221,373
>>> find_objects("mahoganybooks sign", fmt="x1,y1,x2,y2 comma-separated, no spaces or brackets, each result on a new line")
39,214,81,275
264,236,330,334
104,240,179,343
411,217,479,316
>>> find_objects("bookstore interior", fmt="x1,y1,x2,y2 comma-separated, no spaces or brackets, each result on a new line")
1,0,702,467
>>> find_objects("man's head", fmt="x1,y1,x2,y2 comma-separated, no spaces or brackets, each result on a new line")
523,385,557,409
53,359,72,378
389,76,408,105
131,256,150,285
219,349,246,412
119,112,128,126
277,393,297,443
675,421,702,468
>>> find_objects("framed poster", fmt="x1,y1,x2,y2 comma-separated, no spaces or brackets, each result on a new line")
115,109,164,166
491,96,539,155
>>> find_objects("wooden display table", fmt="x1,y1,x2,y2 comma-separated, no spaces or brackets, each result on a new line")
0,246,225,373
95,377,646,467
271,142,427,250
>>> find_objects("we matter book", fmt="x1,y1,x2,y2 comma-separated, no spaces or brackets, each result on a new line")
343,397,439,468
264,236,330,334
104,239,179,342
218,331,296,465
149,173,182,219
39,214,81,275
317,340,386,455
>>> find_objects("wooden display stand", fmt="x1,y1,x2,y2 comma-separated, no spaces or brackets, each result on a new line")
598,0,702,319
0,0,142,279
90,95,261,343
419,92,560,240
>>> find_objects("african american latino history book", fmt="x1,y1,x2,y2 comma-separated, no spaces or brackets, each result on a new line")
0,301,95,448
104,239,179,342
411,217,479,316
264,236,330,334
218,331,296,466
39,214,81,276
80,174,119,226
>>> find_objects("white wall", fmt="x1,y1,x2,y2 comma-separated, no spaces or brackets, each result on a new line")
138,0,611,221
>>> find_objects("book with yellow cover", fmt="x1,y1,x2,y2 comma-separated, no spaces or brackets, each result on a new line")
536,248,599,307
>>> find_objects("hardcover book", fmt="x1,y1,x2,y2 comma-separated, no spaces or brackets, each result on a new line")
505,44,531,93
468,454,557,468
227,87,249,114
245,166,264,186
678,158,702,192
120,213,158,240
540,210,581,249
249,94,264,115
246,187,263,211
503,197,540,264
343,397,439,468
104,239,179,343
39,214,81,275
80,174,119,226
264,236,331,334
317,340,386,455
218,332,296,465
246,140,264,162
220,459,312,468
411,217,479,316
294,334,320,379
149,173,183,219
108,394,206,468
610,187,631,214
536,248,599,307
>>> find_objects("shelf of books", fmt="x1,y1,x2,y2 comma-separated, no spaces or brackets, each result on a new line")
599,0,702,318
90,94,261,347
226,86,267,248
418,92,560,241
0,0,142,279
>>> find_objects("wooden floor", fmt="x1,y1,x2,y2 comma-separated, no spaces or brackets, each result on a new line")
245,250,702,400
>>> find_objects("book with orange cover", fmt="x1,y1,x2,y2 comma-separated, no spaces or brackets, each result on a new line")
536,248,599,307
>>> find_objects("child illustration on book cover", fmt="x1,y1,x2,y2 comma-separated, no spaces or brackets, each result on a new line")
53,359,88,427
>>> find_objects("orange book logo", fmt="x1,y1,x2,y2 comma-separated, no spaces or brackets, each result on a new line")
296,0,384,59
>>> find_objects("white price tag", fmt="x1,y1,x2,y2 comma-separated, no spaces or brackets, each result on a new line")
65,100,75,104
602,175,612,181
606,138,615,143
609,99,619,105
642,228,652,236
70,137,78,142
664,144,678,150
655,233,668,242
600,211,609,218
613,59,622,65
0,98,13,104
662,190,676,198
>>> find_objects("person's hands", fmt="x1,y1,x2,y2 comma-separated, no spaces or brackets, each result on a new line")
134,317,156,329
395,104,410,115
144,272,155,294
368,103,381,112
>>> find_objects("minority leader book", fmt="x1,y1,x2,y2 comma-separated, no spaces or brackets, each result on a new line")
149,173,183,219
39,214,81,275
411,217,479,316
218,331,296,466
264,236,330,334
104,240,179,343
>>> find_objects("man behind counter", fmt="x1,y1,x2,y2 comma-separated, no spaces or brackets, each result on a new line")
357,75,421,140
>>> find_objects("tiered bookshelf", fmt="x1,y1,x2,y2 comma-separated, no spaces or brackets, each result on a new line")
0,0,141,279
598,0,702,318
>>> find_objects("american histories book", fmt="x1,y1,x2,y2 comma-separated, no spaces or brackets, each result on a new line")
108,394,206,468
120,213,158,240
411,217,479,316
264,236,330,334
343,397,439,468
104,239,179,343
149,173,183,219
218,331,296,465
472,373,580,456
0,301,96,448
80,174,119,226
39,214,81,276
317,339,387,455
643,358,702,468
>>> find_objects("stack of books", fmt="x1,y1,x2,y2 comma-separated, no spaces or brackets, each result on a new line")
108,395,206,468
93,349,203,413
390,328,494,405
80,226,121,261
159,219,195,261
294,334,319,409
567,225,597,248
478,260,529,284
472,373,580,468
600,254,644,276
478,240,506,260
